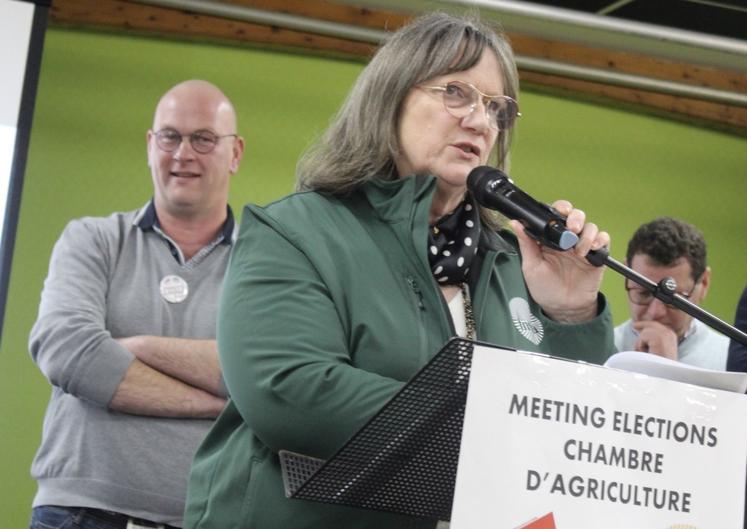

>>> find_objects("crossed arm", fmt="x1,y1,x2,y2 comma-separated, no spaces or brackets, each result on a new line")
30,218,226,420
110,336,226,418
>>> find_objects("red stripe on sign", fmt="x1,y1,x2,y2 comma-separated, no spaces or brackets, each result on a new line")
521,512,556,529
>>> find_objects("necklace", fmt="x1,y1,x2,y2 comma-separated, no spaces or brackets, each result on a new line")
460,283,476,340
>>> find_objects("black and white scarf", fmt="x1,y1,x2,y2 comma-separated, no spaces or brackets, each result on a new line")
427,198,481,285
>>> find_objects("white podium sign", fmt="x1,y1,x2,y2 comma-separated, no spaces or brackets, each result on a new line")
450,345,747,529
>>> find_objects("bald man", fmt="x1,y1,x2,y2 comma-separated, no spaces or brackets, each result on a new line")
28,80,245,529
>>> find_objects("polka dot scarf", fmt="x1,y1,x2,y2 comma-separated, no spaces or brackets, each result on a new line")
427,198,481,285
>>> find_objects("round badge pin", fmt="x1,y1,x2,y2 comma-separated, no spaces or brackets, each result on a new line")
160,275,189,303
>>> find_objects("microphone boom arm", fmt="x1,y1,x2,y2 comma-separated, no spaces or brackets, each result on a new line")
593,251,746,346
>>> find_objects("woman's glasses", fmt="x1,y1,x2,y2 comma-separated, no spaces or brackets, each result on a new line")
421,80,520,131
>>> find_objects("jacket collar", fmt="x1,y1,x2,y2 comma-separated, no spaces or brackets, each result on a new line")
361,175,515,255
481,226,516,254
360,174,434,224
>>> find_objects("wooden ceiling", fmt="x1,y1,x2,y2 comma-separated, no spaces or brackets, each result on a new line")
48,0,747,135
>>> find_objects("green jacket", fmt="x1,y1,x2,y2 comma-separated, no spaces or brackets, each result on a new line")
185,176,615,529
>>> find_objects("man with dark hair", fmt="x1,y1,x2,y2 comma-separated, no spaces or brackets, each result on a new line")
614,216,728,369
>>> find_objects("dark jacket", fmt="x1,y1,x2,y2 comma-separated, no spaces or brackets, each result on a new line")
727,286,747,373
185,176,615,529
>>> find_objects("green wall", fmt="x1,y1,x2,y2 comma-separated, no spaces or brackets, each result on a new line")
1,28,744,525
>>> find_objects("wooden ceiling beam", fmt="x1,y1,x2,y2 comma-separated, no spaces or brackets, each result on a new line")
218,0,408,30
521,71,747,133
509,34,746,95
48,0,747,134
49,0,380,58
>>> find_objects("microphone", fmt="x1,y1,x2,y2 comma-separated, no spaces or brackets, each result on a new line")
467,166,608,266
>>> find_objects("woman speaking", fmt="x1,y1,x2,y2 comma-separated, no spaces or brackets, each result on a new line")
185,11,615,529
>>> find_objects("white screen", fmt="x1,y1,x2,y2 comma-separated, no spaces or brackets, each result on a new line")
0,0,44,338
0,0,34,251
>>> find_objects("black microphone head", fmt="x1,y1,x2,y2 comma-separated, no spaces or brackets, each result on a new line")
466,165,584,253
467,166,508,204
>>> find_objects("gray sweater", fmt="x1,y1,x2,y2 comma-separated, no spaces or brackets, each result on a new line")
29,203,233,525
614,318,729,370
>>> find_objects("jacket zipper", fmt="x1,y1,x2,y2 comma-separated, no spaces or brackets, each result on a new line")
406,276,425,310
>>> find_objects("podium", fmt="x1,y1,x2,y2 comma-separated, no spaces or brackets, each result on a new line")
280,338,477,521
280,338,747,528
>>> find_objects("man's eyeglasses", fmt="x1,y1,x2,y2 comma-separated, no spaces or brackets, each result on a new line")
420,80,521,131
625,276,701,306
152,128,237,154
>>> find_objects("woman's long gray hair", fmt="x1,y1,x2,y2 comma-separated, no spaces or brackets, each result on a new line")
296,12,519,227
